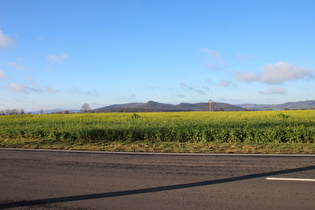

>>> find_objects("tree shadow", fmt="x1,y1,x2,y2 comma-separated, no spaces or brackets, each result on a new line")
1,165,314,209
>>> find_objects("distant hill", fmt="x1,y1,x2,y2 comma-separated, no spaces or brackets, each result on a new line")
25,100,315,114
238,100,315,110
93,100,245,112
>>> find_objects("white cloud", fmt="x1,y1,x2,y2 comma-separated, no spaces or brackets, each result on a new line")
205,79,215,85
45,87,60,93
260,62,313,84
259,87,287,95
219,80,237,87
180,83,206,95
8,62,26,70
202,86,210,91
201,49,224,62
205,79,236,87
9,82,27,92
47,52,69,64
9,83,27,92
7,82,61,95
176,94,186,98
219,81,229,87
72,87,98,96
200,48,225,71
0,29,15,48
8,82,43,93
236,62,314,84
236,71,258,82
0,70,8,79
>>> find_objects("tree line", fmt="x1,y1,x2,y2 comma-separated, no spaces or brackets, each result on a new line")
1,103,91,115
0,109,26,115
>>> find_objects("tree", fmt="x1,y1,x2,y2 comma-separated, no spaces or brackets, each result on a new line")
81,103,91,113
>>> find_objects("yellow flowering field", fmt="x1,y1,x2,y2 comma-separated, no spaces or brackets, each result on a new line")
0,110,314,153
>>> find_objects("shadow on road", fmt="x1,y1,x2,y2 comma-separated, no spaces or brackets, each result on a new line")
1,165,314,209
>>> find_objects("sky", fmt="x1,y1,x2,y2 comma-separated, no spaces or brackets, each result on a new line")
0,0,314,111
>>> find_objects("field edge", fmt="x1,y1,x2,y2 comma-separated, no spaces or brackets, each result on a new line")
1,141,314,154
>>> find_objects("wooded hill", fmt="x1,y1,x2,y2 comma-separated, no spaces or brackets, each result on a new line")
93,101,245,112
238,100,315,110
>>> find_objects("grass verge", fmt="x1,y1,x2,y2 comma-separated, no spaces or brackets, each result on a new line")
0,139,314,154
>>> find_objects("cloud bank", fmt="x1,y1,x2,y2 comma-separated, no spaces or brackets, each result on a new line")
236,62,314,84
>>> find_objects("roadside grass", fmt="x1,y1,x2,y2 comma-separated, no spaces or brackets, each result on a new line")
1,138,314,154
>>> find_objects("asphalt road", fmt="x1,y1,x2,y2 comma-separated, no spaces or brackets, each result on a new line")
0,148,314,210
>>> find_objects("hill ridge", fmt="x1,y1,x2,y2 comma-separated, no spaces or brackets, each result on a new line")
238,100,315,110
93,101,244,112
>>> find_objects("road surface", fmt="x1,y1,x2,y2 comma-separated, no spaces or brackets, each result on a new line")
0,148,314,209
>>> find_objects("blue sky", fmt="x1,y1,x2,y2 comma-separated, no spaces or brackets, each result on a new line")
0,0,314,111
